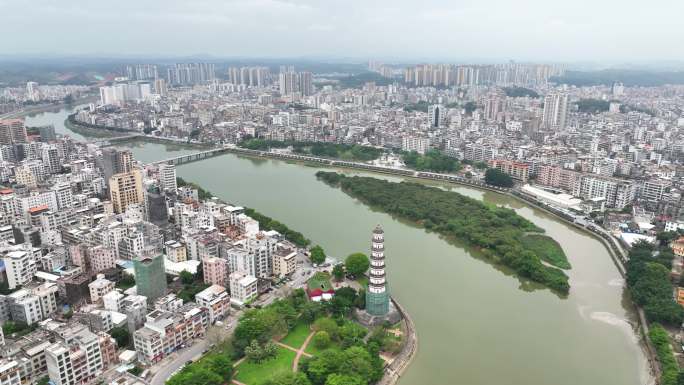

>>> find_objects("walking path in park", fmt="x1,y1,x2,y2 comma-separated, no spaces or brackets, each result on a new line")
291,332,316,372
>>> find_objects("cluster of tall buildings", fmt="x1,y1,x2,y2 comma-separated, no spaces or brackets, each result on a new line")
125,64,159,81
227,66,271,87
99,82,152,105
404,63,565,87
166,63,216,85
278,67,313,96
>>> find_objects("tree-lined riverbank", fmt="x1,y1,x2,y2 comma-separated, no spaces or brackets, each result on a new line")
316,171,571,294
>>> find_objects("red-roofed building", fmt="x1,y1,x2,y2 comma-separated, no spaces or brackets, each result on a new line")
28,205,49,214
307,288,334,302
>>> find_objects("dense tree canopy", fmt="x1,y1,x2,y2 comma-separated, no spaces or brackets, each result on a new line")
301,345,383,385
503,87,539,98
238,139,384,162
244,207,310,247
233,301,295,355
310,245,326,265
263,372,312,385
109,327,131,348
649,324,679,385
626,241,684,325
332,264,345,281
344,253,370,277
166,352,233,385
575,98,611,113
484,168,514,187
401,150,460,173
316,171,570,293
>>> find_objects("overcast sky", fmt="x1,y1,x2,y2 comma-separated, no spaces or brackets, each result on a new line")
2,0,682,64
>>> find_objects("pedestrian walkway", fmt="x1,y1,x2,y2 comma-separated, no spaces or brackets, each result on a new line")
292,331,316,372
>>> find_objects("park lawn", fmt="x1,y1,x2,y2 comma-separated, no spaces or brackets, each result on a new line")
234,346,297,385
307,272,333,291
521,234,571,269
305,343,342,357
280,321,311,349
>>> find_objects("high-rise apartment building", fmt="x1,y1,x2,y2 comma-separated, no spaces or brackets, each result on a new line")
403,63,564,87
227,67,271,87
133,253,167,301
100,148,133,185
299,71,313,96
154,78,168,96
125,64,158,80
542,92,569,130
166,63,215,85
0,119,28,145
109,169,143,214
99,82,152,105
278,69,313,96
26,82,40,102
279,71,297,95
428,104,446,128
38,125,57,141
158,163,177,192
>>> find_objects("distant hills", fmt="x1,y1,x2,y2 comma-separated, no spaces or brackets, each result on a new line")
552,69,684,87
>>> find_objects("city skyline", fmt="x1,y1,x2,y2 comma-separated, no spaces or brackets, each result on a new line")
2,0,684,63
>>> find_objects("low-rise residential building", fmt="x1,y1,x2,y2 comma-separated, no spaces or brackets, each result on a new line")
3,250,37,289
7,283,58,325
488,159,530,183
164,240,187,263
202,256,229,287
194,285,230,324
46,327,104,385
672,237,684,258
133,305,209,364
0,359,22,385
272,246,296,278
229,271,258,305
153,294,183,312
88,274,115,303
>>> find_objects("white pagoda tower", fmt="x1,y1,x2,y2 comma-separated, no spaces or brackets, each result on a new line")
366,224,389,315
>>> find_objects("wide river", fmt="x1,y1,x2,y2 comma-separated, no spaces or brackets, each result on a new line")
27,107,652,385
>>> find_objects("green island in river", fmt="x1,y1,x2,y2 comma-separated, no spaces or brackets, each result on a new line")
316,171,571,294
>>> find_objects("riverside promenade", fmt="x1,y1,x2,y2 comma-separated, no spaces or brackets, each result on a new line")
378,298,418,385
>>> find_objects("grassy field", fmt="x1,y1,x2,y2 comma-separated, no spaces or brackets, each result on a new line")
280,321,311,348
305,342,341,356
307,272,333,291
521,234,571,269
234,347,297,385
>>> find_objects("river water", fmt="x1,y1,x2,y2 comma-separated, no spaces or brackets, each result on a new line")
26,107,652,385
